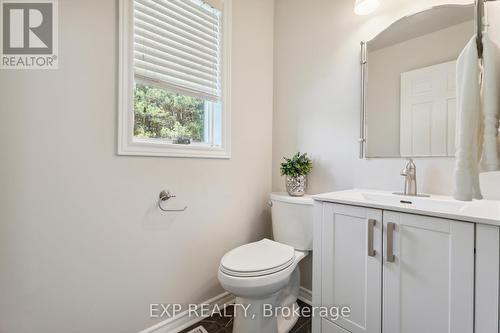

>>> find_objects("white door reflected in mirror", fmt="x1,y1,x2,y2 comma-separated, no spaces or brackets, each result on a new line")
400,61,457,157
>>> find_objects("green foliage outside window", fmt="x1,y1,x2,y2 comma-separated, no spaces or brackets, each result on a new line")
134,83,205,142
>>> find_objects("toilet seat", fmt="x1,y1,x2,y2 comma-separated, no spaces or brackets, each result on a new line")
220,239,295,277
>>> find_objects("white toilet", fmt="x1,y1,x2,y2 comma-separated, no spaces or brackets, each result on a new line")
218,193,313,333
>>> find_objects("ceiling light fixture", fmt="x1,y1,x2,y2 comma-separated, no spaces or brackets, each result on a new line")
354,0,380,15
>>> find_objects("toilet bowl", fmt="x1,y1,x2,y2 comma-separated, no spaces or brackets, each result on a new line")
217,193,314,333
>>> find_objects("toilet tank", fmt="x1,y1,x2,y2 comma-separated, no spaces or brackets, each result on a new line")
270,192,314,251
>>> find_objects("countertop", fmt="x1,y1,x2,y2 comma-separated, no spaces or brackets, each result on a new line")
313,189,500,226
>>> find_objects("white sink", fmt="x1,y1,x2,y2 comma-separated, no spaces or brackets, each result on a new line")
313,189,500,226
360,191,468,213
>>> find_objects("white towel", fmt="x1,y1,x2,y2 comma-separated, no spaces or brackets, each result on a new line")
480,33,500,172
453,36,483,201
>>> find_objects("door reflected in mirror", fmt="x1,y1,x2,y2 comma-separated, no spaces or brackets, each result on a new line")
363,5,474,158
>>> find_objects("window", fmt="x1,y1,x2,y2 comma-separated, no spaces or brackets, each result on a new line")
118,0,231,158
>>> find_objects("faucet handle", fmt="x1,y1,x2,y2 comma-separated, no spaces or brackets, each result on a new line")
403,158,416,169
401,158,416,176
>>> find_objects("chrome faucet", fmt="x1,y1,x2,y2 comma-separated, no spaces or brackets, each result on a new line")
400,158,417,196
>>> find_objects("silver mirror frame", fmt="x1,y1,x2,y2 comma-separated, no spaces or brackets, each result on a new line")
359,41,367,159
358,3,478,159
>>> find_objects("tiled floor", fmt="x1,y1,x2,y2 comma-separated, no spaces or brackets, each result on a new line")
180,300,311,333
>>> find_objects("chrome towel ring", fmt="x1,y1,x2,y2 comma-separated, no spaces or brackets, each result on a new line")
158,190,188,212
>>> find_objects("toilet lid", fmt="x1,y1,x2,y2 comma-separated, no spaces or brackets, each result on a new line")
220,239,295,277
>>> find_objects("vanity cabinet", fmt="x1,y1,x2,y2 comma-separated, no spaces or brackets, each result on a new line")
313,202,475,333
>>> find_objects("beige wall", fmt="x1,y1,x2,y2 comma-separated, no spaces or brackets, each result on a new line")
367,20,473,157
0,0,274,332
274,0,500,290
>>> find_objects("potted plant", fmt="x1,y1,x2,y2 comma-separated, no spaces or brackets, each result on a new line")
280,152,313,197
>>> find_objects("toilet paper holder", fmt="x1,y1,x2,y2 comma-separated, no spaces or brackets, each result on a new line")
158,190,188,212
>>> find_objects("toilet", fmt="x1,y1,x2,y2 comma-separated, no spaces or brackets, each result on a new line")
217,193,313,333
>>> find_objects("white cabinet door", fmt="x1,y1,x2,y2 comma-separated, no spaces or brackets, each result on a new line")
321,204,382,333
322,318,351,333
382,212,474,333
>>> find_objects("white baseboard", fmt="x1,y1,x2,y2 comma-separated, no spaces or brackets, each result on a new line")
138,292,235,333
139,287,313,333
298,287,312,305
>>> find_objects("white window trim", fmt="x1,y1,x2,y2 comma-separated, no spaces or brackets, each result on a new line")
117,0,232,159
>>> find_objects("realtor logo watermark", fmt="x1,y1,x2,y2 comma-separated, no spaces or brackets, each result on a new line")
1,0,58,69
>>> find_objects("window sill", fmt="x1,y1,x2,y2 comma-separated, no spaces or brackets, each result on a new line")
117,139,230,159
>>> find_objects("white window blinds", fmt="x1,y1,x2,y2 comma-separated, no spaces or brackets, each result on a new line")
134,0,223,102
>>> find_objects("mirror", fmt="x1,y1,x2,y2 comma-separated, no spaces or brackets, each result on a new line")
361,5,475,158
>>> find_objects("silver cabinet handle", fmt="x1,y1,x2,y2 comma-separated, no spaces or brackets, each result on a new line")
367,219,376,257
387,222,396,262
